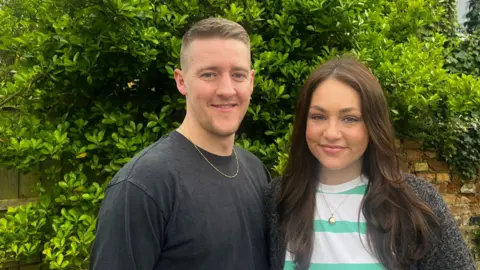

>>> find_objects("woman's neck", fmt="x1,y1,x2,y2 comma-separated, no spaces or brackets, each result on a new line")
319,164,362,185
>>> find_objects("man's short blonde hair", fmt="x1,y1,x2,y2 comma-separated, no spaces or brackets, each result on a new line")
180,17,251,70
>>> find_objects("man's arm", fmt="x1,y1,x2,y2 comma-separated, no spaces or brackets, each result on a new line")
89,178,165,270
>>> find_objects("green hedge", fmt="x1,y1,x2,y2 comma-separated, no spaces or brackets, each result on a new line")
0,0,479,268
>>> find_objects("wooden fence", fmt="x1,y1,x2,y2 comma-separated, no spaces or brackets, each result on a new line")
0,167,43,270
1,259,43,270
0,167,40,211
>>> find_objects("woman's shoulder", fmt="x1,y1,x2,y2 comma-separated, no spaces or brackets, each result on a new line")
264,176,282,206
403,173,449,215
402,175,476,268
404,173,437,193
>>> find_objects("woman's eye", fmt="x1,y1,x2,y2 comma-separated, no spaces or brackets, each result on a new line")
310,115,326,120
344,116,360,123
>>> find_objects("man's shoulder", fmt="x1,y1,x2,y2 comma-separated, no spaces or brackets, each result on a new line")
235,145,259,161
235,145,272,180
99,132,187,218
235,144,272,172
108,131,186,188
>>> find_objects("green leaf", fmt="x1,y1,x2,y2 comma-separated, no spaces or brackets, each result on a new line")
165,65,174,75
147,121,157,128
97,130,105,142
73,52,80,62
58,181,68,189
0,218,7,228
57,253,64,266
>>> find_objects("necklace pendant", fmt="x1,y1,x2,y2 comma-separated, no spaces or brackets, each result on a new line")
328,216,336,225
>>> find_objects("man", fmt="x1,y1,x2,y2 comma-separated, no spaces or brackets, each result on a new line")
89,17,271,270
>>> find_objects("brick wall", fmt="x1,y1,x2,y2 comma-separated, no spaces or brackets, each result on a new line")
397,139,480,265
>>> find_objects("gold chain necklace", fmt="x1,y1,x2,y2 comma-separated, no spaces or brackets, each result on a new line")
318,181,361,225
178,128,239,178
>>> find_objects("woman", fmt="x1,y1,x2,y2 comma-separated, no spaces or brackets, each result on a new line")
265,57,475,270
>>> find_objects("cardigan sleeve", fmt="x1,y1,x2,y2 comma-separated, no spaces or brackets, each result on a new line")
264,178,287,270
406,175,476,270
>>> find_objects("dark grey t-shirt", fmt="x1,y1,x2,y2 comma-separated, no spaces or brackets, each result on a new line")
89,131,270,270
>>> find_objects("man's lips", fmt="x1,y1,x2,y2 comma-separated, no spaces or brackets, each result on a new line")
212,104,237,112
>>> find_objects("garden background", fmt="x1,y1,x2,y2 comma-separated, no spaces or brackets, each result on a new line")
0,0,480,269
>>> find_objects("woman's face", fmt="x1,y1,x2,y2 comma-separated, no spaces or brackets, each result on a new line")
305,78,369,176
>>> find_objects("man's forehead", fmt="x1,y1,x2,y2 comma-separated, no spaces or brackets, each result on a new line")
188,39,249,56
188,37,249,48
183,39,251,72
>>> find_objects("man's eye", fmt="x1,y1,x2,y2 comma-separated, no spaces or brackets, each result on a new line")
201,72,215,78
233,73,247,79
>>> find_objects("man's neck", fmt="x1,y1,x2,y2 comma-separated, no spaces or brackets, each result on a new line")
177,123,234,156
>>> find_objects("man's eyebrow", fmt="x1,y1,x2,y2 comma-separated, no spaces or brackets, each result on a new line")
197,66,221,74
232,66,249,72
309,105,360,113
196,66,250,74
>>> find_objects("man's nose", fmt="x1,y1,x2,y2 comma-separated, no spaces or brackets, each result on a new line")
216,75,236,97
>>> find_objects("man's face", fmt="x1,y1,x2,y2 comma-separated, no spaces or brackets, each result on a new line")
174,38,254,138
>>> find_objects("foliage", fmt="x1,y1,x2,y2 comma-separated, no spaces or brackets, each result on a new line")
445,0,480,78
445,31,480,77
0,0,479,268
0,200,50,264
465,0,480,33
474,228,480,259
442,0,480,181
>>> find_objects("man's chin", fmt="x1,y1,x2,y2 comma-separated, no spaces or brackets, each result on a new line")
210,126,239,138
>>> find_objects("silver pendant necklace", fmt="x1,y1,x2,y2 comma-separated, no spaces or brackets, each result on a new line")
318,181,362,225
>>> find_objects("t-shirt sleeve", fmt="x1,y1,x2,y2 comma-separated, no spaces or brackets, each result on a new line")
89,178,165,270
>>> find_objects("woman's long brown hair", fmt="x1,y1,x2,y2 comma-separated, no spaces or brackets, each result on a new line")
276,56,441,269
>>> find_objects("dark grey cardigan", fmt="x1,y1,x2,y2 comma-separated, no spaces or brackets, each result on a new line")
264,174,477,270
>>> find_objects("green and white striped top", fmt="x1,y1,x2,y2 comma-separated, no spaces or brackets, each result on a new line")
284,175,385,270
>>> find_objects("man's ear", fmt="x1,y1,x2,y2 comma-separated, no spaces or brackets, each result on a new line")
174,69,187,96
249,69,255,92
